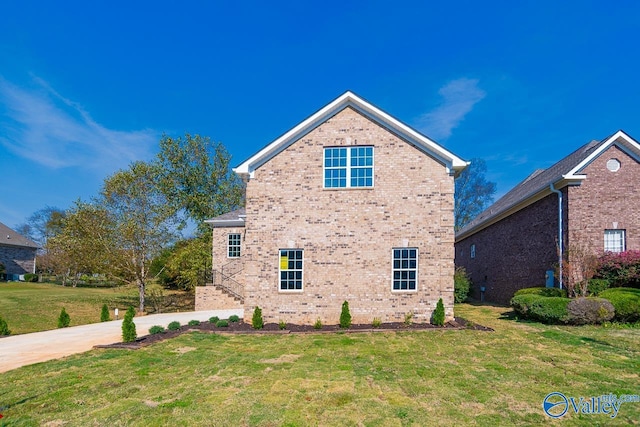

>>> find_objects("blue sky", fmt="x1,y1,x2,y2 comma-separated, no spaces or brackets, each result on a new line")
1,1,639,229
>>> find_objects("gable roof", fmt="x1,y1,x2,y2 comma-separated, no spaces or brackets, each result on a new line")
0,221,39,249
204,208,246,227
456,130,640,241
233,91,469,179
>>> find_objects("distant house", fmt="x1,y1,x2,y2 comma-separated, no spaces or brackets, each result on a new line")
455,130,640,304
0,221,38,279
197,91,468,324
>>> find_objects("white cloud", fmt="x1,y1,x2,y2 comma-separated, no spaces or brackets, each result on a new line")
417,78,486,140
0,76,158,172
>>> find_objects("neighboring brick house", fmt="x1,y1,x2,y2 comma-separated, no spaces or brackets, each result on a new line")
197,91,468,324
0,221,38,279
455,130,640,305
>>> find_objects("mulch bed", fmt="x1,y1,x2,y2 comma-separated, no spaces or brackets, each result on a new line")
95,317,493,350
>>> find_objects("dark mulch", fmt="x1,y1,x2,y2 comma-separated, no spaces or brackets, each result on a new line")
95,317,492,350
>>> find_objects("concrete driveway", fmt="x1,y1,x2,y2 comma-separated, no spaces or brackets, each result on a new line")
0,309,243,373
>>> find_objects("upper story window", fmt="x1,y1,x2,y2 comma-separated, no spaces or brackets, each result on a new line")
228,233,241,258
604,229,625,253
470,244,476,259
324,146,374,188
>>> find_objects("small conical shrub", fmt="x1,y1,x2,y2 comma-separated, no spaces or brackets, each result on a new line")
432,298,445,326
100,304,110,322
122,306,137,342
58,308,70,328
0,315,10,335
339,301,351,329
252,306,264,330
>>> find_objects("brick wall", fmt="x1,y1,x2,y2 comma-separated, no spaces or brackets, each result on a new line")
195,286,244,310
567,145,640,255
241,107,456,325
455,191,563,305
0,244,36,275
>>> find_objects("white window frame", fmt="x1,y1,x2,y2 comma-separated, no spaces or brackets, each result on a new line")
391,248,418,292
227,233,241,258
604,229,626,253
279,249,304,292
470,244,476,259
323,146,374,188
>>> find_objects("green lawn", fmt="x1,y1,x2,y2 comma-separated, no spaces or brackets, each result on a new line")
0,282,194,334
1,304,638,426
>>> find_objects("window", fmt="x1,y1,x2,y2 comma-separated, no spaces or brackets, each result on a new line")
604,230,625,253
279,249,303,291
470,244,476,259
324,146,373,188
228,233,241,258
392,248,418,291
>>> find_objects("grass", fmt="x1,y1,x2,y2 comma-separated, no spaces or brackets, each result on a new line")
0,282,194,334
1,303,638,425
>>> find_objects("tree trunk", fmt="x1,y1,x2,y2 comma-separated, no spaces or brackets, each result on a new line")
138,280,145,313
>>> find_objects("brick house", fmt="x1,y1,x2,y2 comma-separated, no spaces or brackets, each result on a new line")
455,130,640,305
0,221,38,279
197,91,468,324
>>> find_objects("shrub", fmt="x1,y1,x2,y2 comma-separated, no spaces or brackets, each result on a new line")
372,318,382,328
600,288,640,323
122,307,137,342
594,250,640,288
514,287,567,298
454,267,471,303
252,306,264,330
339,301,351,329
278,319,287,330
216,319,229,327
0,315,10,335
149,325,165,334
587,279,610,296
57,308,70,328
403,311,413,326
432,298,445,326
100,304,110,322
567,298,615,325
314,318,322,329
229,315,240,323
167,321,181,331
510,295,570,324
24,273,38,282
188,320,200,326
209,316,219,324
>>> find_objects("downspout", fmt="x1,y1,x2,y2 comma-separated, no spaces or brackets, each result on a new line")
549,183,563,289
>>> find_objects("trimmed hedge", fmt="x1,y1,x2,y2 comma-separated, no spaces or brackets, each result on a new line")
587,279,610,296
510,294,570,324
167,321,181,331
566,298,615,325
514,287,567,298
600,287,640,323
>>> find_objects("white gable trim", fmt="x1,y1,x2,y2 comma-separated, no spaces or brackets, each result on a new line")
564,130,640,179
233,91,469,179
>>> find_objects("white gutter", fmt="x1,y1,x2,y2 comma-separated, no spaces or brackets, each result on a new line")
549,183,563,289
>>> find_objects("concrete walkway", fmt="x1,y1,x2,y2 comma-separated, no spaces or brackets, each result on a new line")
0,309,243,373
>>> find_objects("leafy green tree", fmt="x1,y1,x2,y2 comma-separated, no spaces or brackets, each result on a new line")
16,206,66,248
454,158,496,231
0,315,10,335
122,306,137,342
165,234,211,290
339,301,352,329
252,306,264,330
58,308,71,328
432,298,445,326
155,134,244,232
101,161,178,312
100,304,110,322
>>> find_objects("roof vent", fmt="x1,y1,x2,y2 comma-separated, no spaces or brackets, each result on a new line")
606,158,620,172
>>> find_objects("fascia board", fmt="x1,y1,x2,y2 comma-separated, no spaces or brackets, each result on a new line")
565,130,640,178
